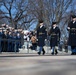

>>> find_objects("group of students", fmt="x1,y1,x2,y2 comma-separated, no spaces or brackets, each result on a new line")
30,15,76,55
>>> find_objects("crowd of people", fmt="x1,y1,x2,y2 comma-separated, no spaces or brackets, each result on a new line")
0,23,37,52
0,15,76,55
0,24,24,52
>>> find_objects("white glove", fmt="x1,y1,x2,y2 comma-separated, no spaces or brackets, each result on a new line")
37,39,38,41
45,39,47,41
67,27,70,30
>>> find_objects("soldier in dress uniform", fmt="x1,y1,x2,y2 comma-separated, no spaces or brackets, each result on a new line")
37,20,47,55
67,15,76,55
48,22,61,55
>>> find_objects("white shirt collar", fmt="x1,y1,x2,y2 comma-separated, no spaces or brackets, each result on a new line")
53,26,56,29
40,25,43,28
73,21,76,24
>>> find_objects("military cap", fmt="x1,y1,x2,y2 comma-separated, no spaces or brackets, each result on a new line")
71,15,76,18
39,20,43,23
52,22,57,25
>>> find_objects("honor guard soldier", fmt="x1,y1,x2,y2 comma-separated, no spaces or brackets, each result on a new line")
67,15,76,55
48,22,61,55
37,20,47,55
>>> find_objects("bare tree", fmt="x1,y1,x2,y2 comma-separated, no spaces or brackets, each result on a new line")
0,0,75,31
0,0,35,29
28,0,73,29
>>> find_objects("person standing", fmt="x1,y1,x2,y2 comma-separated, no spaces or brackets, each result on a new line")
37,20,47,55
48,22,61,55
0,29,3,53
30,33,37,50
7,31,12,52
16,33,21,52
67,15,76,55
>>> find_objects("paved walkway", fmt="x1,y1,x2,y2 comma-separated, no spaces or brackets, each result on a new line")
0,52,76,75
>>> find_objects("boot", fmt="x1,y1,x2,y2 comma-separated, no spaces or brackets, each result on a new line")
51,52,54,55
55,49,58,55
38,52,41,55
71,52,74,55
42,48,45,55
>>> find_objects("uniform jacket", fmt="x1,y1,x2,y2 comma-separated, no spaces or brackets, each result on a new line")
37,25,47,46
49,26,61,47
68,21,76,46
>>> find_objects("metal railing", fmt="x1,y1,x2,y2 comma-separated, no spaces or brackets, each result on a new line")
0,38,21,53
0,38,69,54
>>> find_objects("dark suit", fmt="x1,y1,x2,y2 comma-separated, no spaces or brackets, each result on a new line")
7,34,12,52
0,32,3,52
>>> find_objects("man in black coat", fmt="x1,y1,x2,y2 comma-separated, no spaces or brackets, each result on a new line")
37,20,47,55
48,22,61,55
67,15,76,55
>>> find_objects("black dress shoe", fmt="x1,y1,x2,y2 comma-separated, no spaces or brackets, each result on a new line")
51,52,54,55
38,52,41,55
71,53,74,55
43,50,45,55
42,48,45,55
55,49,58,55
55,51,58,55
74,53,76,55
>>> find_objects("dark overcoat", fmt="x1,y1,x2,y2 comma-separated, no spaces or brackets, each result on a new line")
37,26,47,46
49,27,60,47
68,21,76,46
